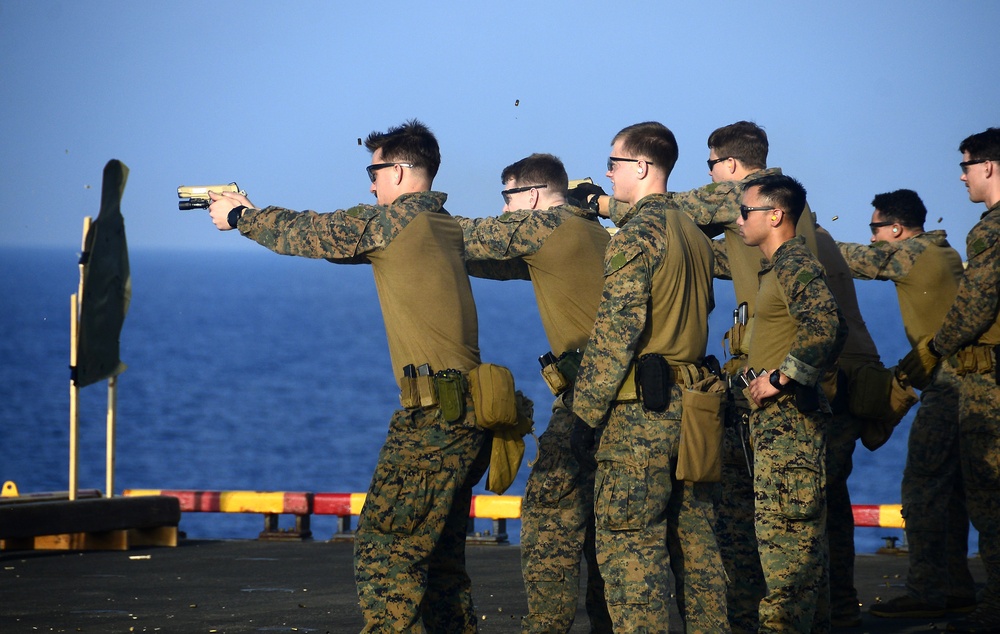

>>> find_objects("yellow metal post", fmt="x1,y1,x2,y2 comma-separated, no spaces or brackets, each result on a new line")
69,216,92,501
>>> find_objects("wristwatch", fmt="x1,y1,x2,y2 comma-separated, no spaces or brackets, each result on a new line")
227,205,247,229
769,371,788,391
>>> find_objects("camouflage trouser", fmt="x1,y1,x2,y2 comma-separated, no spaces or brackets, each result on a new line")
520,405,612,633
957,371,1000,612
355,402,490,633
826,409,862,621
716,406,765,634
751,396,830,634
901,366,976,604
594,397,730,634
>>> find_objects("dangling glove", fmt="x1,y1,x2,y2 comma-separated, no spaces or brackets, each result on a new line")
899,336,940,391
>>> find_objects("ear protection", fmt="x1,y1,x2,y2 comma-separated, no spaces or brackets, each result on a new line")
771,216,777,221
892,227,898,233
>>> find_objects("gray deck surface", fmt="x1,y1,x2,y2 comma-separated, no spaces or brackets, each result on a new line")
0,539,984,633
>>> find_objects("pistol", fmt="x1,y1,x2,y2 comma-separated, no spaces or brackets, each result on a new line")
177,183,246,210
567,177,594,189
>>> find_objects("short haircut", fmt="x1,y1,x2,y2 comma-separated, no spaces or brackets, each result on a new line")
708,121,768,170
871,189,927,229
745,174,807,223
612,122,679,177
959,127,1000,161
501,153,569,194
364,119,441,179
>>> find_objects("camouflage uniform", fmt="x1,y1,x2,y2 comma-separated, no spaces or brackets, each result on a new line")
746,235,847,633
839,231,976,608
573,195,730,634
457,206,613,633
929,202,1000,627
671,168,877,630
238,191,490,633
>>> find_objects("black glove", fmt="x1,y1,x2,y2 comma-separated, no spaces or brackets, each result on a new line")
567,182,607,208
570,419,598,472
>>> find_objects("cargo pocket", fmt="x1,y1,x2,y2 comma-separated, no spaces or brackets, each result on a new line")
365,445,442,535
524,439,576,508
777,463,823,521
594,444,647,531
963,431,1000,492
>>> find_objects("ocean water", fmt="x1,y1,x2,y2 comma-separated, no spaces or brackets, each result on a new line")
0,246,966,553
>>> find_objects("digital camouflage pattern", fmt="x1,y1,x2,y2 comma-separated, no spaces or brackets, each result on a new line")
596,400,730,634
748,237,846,634
747,236,846,391
519,406,610,633
455,205,612,633
573,196,728,633
573,195,715,425
238,192,489,632
929,202,1000,627
901,366,976,605
933,202,1000,355
717,407,765,634
672,167,878,627
838,231,974,606
356,401,489,633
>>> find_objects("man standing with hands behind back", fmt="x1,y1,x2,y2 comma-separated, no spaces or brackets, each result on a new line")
206,119,491,633
738,174,846,633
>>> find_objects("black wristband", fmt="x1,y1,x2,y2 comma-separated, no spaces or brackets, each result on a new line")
227,206,247,229
769,371,788,391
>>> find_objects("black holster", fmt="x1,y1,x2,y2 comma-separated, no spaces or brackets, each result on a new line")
637,353,672,412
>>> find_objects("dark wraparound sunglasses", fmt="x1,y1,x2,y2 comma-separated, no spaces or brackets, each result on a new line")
739,205,775,220
501,184,547,204
366,162,414,183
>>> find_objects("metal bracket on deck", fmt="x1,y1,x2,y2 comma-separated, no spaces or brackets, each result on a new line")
259,513,312,541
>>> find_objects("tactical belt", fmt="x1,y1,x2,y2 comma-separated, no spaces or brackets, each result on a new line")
614,357,708,402
952,343,998,376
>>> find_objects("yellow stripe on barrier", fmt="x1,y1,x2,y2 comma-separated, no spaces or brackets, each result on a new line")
474,495,521,519
350,493,367,516
878,504,904,529
220,491,286,514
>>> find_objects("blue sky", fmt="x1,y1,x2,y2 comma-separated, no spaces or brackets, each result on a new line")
2,1,997,255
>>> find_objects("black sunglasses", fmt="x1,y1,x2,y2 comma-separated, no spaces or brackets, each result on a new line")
366,162,414,183
739,205,775,220
960,158,993,174
607,157,653,172
869,221,895,234
501,184,547,205
707,157,730,170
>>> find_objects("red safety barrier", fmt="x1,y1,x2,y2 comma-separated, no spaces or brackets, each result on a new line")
125,489,905,544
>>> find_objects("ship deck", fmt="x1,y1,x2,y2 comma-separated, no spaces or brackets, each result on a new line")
0,538,983,633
